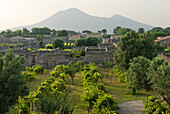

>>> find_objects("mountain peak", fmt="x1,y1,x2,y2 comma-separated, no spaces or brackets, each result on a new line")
112,14,126,18
11,8,154,33
59,8,86,14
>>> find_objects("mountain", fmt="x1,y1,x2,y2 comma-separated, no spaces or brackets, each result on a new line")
11,8,153,33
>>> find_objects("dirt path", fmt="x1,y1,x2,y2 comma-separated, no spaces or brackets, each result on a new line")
117,100,144,114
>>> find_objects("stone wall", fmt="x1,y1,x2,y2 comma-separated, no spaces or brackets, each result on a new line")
1,44,115,69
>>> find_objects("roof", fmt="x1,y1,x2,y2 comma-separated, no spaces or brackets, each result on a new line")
86,34,102,38
110,35,121,39
155,36,170,42
69,36,82,41
69,34,86,41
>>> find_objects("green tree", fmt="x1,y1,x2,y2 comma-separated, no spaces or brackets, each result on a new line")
101,61,112,77
138,28,145,34
5,29,13,37
113,26,121,34
52,38,64,49
0,50,29,113
82,30,92,34
75,38,86,46
93,94,118,114
151,27,163,32
116,28,132,35
144,96,168,114
50,65,68,81
65,61,79,85
12,30,22,36
152,30,166,39
22,28,30,35
31,27,51,35
0,31,5,35
51,29,57,36
147,57,170,107
126,56,151,95
77,61,84,71
85,37,100,46
81,86,103,113
57,30,68,36
101,29,107,34
113,31,164,70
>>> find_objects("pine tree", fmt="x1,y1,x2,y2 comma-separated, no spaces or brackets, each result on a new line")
0,50,29,113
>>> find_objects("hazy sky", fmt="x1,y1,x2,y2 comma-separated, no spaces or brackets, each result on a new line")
0,0,170,30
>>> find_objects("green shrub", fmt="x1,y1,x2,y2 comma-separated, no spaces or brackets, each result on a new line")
25,65,45,74
16,43,24,47
27,48,34,51
0,43,8,46
45,44,53,49
22,71,37,82
93,94,118,113
33,65,44,74
9,44,16,48
112,65,125,83
69,49,85,58
144,96,169,114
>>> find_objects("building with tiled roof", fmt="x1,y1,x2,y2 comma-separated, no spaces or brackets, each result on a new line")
155,36,170,47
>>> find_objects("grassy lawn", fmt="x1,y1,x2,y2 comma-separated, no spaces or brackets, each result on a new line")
8,68,153,114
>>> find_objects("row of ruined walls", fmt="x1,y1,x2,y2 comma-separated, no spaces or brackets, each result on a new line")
16,46,115,69
1,45,115,69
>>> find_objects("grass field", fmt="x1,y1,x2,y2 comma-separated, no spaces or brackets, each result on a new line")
7,68,153,114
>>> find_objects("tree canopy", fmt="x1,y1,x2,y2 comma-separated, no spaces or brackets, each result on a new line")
57,30,68,36
82,30,92,34
0,50,29,113
138,28,145,34
31,27,51,35
52,38,64,49
126,56,151,94
113,26,121,34
113,31,164,70
101,29,107,34
147,57,170,107
75,37,100,47
115,28,132,35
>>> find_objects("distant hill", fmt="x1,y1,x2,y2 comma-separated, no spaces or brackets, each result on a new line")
11,8,153,33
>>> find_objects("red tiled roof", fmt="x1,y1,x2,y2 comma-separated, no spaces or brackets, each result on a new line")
155,36,170,42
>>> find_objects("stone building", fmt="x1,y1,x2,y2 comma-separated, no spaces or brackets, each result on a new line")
155,36,170,47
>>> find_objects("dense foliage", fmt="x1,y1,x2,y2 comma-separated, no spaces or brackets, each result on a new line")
82,30,92,34
52,38,64,49
24,65,45,82
126,56,151,95
113,31,164,70
57,30,68,36
16,62,75,114
0,50,29,113
81,63,118,113
144,96,168,114
69,49,85,58
112,65,125,83
75,37,100,47
147,58,170,107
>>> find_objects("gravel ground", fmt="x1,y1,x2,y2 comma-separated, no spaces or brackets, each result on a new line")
117,100,145,114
